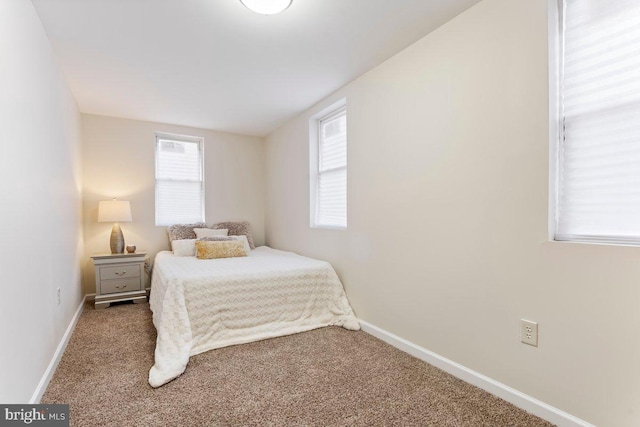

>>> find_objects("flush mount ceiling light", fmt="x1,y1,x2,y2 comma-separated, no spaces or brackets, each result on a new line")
240,0,292,15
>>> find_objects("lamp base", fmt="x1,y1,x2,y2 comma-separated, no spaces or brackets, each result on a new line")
110,223,125,254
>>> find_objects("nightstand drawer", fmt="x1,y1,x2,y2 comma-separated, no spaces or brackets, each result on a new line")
100,277,141,295
99,264,141,280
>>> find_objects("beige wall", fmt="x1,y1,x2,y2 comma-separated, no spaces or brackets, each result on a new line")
82,114,265,294
265,0,640,426
0,0,83,403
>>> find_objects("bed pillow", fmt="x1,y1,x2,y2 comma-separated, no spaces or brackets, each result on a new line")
167,222,207,242
199,235,251,254
211,221,255,249
195,240,247,259
231,235,251,254
171,239,196,257
198,236,235,241
193,228,229,239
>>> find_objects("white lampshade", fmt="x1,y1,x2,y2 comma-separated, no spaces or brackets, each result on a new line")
98,200,132,223
240,0,292,15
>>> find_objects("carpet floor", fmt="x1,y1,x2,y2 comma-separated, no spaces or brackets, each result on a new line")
42,301,554,426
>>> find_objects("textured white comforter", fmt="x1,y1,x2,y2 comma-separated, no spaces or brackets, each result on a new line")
148,247,360,387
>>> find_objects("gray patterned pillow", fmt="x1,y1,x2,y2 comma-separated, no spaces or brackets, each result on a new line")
211,221,255,249
167,222,207,242
197,236,234,242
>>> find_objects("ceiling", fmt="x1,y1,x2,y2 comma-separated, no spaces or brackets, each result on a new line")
32,0,481,136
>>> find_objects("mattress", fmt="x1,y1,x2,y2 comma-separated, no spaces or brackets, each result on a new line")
148,246,360,387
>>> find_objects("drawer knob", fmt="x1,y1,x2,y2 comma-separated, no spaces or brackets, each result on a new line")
115,284,128,289
115,271,126,276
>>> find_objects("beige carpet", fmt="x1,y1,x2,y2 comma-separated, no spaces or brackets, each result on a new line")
42,301,554,426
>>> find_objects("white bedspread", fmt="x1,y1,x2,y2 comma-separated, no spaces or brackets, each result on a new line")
148,246,360,387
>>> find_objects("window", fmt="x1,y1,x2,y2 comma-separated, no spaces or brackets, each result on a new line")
155,133,204,226
554,0,640,244
310,102,347,229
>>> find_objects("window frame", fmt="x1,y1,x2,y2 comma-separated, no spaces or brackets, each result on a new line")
309,99,347,230
154,132,205,227
548,0,562,242
548,0,640,246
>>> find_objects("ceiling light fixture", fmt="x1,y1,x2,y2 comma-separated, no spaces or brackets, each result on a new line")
240,0,292,15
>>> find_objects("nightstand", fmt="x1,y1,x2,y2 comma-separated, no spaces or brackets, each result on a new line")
91,252,148,309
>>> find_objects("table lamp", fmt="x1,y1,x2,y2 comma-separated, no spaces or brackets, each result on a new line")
98,199,132,254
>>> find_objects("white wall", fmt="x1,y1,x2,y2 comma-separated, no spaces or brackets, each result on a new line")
82,114,265,294
0,0,83,403
265,0,640,426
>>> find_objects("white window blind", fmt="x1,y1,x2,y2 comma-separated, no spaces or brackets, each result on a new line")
313,107,347,229
556,0,640,244
155,135,204,226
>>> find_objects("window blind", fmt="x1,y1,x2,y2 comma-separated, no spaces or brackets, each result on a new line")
315,107,347,228
155,136,204,226
556,0,640,244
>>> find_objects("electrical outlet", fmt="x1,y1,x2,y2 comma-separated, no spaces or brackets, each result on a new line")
57,287,61,306
520,319,538,347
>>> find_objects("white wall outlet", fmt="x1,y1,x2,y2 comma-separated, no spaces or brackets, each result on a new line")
520,319,538,347
57,287,61,306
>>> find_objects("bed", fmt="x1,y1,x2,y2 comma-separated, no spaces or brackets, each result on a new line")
148,246,360,387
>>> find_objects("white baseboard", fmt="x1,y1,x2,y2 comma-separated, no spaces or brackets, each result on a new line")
358,320,596,427
29,295,87,404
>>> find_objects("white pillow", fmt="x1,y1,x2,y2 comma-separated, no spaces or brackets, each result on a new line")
229,235,251,254
171,239,196,257
193,228,228,239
